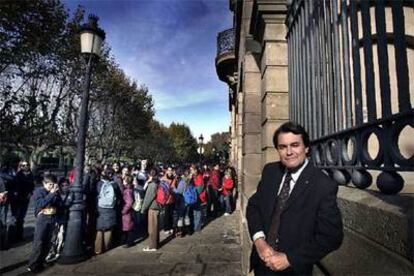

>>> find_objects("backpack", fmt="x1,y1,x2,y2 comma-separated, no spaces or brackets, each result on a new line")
98,180,116,209
183,185,197,205
156,180,174,205
132,188,144,212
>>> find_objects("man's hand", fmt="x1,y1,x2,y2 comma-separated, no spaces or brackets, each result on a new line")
264,251,290,271
254,238,276,262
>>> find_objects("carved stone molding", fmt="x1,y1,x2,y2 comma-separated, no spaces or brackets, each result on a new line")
250,0,287,44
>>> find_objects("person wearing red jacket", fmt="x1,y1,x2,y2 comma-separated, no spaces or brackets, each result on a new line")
208,164,221,217
191,167,205,232
220,168,234,216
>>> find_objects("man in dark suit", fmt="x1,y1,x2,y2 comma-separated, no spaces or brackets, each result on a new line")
246,122,343,275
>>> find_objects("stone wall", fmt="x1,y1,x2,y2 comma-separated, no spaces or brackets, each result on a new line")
321,186,414,274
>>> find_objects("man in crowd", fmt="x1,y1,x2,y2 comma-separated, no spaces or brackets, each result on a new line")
8,160,34,243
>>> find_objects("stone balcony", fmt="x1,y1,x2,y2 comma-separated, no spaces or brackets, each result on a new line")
215,28,236,86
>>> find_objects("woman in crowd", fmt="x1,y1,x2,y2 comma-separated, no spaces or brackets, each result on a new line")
132,176,146,239
208,164,221,217
121,175,134,248
95,167,121,255
191,166,205,232
161,167,176,234
221,168,234,216
172,168,186,237
140,168,160,252
182,169,197,236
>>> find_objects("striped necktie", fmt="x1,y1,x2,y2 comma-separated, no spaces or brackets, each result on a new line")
266,172,292,249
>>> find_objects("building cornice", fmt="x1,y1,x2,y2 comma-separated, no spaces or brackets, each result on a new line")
250,0,287,44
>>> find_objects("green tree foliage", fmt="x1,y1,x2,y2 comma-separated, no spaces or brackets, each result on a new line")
88,63,154,161
203,132,230,164
168,122,198,163
133,120,175,163
0,0,83,169
0,0,154,169
0,0,68,74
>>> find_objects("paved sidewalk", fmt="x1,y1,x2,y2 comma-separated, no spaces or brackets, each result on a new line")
1,211,242,276
0,200,36,275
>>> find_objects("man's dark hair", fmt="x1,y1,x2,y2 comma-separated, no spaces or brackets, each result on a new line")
101,167,114,180
273,121,310,148
43,173,57,183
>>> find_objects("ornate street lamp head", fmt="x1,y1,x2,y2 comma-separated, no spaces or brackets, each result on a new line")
79,14,106,56
198,134,204,145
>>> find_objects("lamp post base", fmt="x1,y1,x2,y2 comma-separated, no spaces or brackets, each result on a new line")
58,203,88,265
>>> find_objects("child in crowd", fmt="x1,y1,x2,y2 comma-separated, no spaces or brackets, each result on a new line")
27,174,61,273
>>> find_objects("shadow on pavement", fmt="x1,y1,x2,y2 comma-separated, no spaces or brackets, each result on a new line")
0,260,28,274
158,233,175,248
202,211,226,229
1,226,34,250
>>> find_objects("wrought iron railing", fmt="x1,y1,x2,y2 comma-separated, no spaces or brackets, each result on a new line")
217,28,235,57
286,0,413,194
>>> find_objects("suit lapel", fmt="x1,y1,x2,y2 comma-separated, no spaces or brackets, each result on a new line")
283,162,314,211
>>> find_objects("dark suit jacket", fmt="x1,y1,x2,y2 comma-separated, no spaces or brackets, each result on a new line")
246,161,343,275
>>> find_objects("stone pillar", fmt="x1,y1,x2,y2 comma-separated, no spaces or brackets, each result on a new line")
236,92,244,205
242,52,262,200
230,102,237,168
259,14,289,165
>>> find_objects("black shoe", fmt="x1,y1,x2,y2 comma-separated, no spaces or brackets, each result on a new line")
123,243,133,248
27,264,43,274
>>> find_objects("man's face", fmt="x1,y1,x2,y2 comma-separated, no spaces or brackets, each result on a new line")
276,132,308,170
21,162,29,172
61,181,70,193
166,167,173,178
43,180,54,192
141,160,147,170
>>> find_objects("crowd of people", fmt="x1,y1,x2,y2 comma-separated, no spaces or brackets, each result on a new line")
0,159,237,273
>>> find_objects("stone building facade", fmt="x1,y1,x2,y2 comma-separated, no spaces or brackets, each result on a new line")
215,0,413,274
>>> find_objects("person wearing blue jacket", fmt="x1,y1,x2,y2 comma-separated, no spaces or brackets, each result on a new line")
27,174,61,273
172,169,186,237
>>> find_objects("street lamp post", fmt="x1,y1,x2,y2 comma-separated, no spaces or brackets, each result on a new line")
198,134,204,163
59,14,105,264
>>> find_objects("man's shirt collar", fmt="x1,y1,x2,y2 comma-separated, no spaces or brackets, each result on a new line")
286,158,309,184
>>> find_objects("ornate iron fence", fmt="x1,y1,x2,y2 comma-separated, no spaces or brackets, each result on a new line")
217,28,235,57
286,0,413,194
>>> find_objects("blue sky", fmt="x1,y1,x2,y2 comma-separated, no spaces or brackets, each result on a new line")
63,0,233,141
